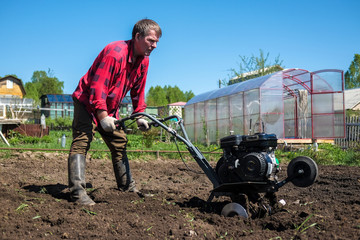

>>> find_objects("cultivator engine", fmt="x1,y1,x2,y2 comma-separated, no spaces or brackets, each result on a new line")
116,113,318,218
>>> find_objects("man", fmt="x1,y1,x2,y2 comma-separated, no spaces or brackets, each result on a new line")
68,19,162,205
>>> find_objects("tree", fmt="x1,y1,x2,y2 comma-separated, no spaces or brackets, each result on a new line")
0,74,19,79
223,49,284,86
146,85,195,106
184,90,195,102
345,54,360,89
146,86,168,106
25,69,64,104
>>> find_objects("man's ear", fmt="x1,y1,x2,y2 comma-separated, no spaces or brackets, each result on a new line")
135,32,141,41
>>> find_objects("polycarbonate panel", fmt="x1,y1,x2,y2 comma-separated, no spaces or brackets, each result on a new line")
305,118,312,138
186,72,278,105
217,96,229,119
194,102,205,124
206,120,217,144
231,116,244,135
334,113,345,138
312,94,334,114
194,122,205,143
260,89,283,114
283,72,311,92
185,124,195,142
298,116,311,139
184,104,194,124
284,119,295,138
218,119,230,139
244,114,260,134
230,92,243,117
313,114,335,138
244,89,260,115
284,98,295,120
291,72,311,84
333,92,344,113
206,99,216,121
312,71,343,93
261,113,284,138
260,71,283,89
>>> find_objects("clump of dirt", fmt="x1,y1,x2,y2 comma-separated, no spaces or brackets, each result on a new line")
0,151,359,239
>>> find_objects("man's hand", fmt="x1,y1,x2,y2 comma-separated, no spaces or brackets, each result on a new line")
100,116,117,132
136,118,150,131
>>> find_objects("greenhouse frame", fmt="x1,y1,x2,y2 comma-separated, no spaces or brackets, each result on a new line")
184,69,345,144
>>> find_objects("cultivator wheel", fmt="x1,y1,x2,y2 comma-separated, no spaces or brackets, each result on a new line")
221,202,248,218
225,192,278,218
287,156,318,187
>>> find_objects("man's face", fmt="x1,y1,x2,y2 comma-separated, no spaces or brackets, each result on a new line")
134,29,160,58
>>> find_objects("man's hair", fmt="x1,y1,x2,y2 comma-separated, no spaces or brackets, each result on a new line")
132,19,162,39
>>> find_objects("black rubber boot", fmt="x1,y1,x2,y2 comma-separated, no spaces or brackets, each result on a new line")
68,154,95,205
112,156,138,193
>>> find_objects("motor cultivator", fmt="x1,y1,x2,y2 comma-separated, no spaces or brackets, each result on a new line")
116,113,318,218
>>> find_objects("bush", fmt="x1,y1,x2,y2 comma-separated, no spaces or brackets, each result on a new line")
142,128,160,148
46,117,72,129
7,130,52,145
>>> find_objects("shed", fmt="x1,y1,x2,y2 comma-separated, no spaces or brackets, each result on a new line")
0,75,26,98
40,94,74,119
185,69,345,144
168,102,186,118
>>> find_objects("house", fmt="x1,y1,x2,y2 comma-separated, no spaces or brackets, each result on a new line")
0,75,33,119
40,94,74,119
344,88,360,110
119,95,133,115
0,75,26,98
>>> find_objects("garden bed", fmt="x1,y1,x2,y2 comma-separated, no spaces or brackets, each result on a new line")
0,151,359,239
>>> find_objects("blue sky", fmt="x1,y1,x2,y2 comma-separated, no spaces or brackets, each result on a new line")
0,0,359,96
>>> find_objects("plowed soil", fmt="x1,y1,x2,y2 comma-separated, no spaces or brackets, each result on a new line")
0,151,359,239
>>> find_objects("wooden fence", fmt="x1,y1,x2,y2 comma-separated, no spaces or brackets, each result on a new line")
335,116,360,149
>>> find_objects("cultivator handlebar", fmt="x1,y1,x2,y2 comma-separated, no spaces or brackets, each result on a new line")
115,112,221,188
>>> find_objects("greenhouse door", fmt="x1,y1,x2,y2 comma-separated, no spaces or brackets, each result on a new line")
311,70,345,139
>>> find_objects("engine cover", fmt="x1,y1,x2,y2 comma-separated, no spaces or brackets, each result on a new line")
217,152,270,183
217,133,279,184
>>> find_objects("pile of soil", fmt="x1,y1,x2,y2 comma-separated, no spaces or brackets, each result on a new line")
0,151,359,239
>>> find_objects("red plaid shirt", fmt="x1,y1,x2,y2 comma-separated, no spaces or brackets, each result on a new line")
72,40,149,125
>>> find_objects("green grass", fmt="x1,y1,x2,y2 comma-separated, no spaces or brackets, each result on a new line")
276,143,360,166
0,130,221,161
0,130,359,166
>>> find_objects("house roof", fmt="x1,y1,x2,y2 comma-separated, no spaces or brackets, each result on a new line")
41,94,73,103
0,75,26,96
186,71,280,105
120,95,132,104
345,88,360,110
168,102,187,106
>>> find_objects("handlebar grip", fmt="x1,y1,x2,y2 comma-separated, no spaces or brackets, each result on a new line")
115,118,127,130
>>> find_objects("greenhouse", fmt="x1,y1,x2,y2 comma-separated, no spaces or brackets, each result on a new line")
184,69,345,144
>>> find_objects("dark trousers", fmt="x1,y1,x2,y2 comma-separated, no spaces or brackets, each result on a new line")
69,98,132,187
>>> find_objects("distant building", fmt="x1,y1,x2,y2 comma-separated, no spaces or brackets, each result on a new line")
0,75,33,119
168,102,186,118
0,75,26,98
344,88,360,110
40,94,74,119
119,95,133,115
